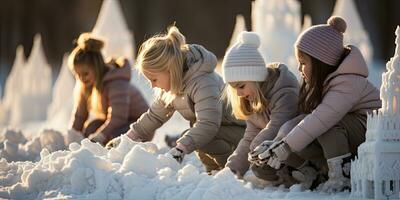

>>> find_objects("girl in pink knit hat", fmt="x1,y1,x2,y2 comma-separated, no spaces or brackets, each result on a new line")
255,16,381,192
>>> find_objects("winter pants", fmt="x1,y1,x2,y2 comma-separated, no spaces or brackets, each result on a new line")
280,112,366,163
309,113,366,159
251,112,366,181
189,125,245,172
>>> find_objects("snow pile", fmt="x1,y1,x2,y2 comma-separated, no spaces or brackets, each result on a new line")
252,0,302,80
0,134,355,200
0,128,66,162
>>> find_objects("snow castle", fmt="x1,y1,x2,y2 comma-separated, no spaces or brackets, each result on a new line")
351,26,400,199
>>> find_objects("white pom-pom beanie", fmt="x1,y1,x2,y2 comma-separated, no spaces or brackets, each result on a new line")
222,31,267,83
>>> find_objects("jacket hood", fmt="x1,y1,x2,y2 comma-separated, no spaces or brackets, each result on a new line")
103,58,131,83
324,45,368,84
182,44,218,83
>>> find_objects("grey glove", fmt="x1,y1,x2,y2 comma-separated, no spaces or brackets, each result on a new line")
168,147,185,163
248,140,274,164
105,136,121,150
258,140,292,169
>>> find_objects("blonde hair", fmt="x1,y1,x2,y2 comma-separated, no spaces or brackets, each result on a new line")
223,67,280,120
136,25,188,106
68,32,107,118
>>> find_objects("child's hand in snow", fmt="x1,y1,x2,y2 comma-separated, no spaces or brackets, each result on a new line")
248,140,274,164
89,132,107,145
168,147,185,163
168,143,187,164
258,140,292,169
105,136,121,149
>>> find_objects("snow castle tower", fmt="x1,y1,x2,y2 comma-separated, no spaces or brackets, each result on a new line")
351,26,400,200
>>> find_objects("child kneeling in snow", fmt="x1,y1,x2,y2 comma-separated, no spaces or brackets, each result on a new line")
254,16,381,192
68,33,148,145
222,31,316,188
107,25,246,173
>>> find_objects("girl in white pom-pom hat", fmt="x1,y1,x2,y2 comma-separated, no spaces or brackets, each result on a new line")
222,31,316,188
256,16,381,192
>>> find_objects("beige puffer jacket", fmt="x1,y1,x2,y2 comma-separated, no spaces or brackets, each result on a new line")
129,44,245,153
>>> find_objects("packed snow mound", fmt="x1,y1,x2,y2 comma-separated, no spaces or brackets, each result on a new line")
0,134,354,200
0,128,67,162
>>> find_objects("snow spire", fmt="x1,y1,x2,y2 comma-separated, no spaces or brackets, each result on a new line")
2,45,25,108
0,45,26,124
22,34,52,95
226,14,247,51
381,26,400,115
92,0,135,62
47,54,75,122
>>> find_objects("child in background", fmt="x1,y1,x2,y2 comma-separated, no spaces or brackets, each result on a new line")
222,31,315,187
107,26,246,173
256,16,381,192
68,33,148,145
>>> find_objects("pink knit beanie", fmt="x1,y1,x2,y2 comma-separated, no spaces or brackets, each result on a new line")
295,16,347,66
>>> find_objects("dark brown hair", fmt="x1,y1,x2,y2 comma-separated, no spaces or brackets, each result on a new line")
298,48,350,113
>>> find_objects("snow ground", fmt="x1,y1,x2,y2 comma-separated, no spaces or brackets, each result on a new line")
0,134,357,200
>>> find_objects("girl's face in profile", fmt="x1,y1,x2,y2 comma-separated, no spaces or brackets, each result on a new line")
74,64,96,86
144,70,171,92
230,81,257,102
296,48,312,83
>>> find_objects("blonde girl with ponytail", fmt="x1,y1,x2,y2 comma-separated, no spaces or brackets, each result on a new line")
107,26,246,173
68,32,148,145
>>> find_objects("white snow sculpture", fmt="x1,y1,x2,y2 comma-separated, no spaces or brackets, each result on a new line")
351,26,400,200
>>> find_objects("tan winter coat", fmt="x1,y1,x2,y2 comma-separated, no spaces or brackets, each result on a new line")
226,63,300,176
71,59,149,140
284,46,381,152
129,44,245,153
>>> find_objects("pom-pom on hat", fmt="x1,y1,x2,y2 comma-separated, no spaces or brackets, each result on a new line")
222,31,267,83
